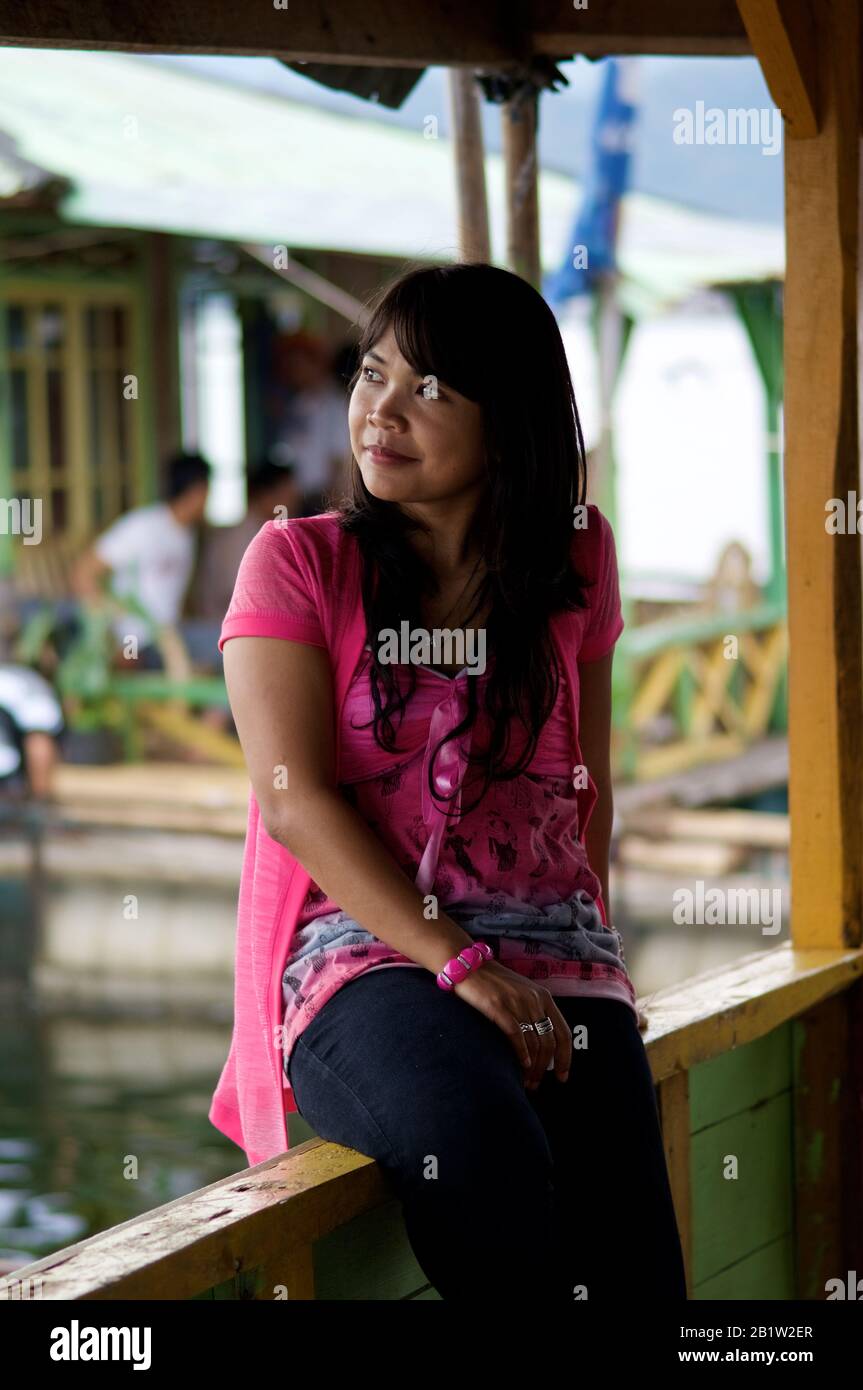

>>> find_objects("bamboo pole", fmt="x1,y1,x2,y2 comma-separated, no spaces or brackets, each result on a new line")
447,69,491,262
501,86,540,288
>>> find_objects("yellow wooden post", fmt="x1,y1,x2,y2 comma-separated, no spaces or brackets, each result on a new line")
780,0,863,950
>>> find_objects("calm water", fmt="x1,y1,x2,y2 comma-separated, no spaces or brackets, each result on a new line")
0,807,788,1273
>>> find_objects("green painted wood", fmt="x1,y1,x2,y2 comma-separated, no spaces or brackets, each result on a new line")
287,1112,318,1147
313,1196,430,1301
0,288,12,579
692,1234,795,1300
60,671,230,706
407,1285,442,1300
690,1090,793,1287
620,599,786,658
689,1024,792,1132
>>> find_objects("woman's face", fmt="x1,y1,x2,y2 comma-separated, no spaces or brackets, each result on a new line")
349,323,486,505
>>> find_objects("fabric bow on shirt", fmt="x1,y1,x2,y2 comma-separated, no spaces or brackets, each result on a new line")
415,677,473,896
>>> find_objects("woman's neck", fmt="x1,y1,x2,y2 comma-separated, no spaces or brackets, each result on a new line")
401,496,487,583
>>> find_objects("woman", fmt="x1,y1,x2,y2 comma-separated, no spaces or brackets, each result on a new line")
215,263,687,1302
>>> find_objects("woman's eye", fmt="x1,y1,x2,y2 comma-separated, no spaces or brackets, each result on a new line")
361,365,382,382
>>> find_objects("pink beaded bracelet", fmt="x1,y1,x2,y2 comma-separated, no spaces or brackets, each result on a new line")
436,941,493,990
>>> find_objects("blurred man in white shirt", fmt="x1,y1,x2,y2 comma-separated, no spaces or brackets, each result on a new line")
72,452,212,668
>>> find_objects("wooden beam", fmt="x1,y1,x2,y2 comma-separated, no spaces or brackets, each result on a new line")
144,232,181,470
783,0,863,951
0,0,750,62
736,0,819,136
502,87,541,288
640,943,863,1083
0,1,521,65
657,1070,692,1296
448,70,492,262
531,0,750,57
4,1139,390,1299
792,990,853,1297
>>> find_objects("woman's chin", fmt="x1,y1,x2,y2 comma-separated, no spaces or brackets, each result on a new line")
359,469,418,502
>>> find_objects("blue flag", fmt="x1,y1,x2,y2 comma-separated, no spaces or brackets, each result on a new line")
544,58,639,306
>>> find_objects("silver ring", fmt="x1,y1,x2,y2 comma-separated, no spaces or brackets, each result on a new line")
520,1016,554,1035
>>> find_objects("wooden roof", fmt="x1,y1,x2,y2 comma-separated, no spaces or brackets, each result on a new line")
0,1,752,64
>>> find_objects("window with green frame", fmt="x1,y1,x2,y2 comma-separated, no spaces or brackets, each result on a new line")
3,292,142,547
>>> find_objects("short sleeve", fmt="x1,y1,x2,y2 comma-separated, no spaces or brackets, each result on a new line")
577,508,625,662
218,520,327,651
93,512,137,566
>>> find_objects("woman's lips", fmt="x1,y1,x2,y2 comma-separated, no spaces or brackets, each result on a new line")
365,444,418,463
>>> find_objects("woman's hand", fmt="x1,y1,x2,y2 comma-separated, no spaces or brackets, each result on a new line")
452,960,573,1089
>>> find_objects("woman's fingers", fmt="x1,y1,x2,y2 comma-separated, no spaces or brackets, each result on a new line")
518,990,570,1090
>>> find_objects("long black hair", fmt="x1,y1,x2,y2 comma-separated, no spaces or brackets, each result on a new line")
336,261,595,818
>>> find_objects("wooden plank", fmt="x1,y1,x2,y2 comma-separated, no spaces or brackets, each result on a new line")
689,1022,791,1131
0,2,524,65
692,1233,795,1299
783,0,863,951
792,990,856,1297
690,1090,793,1286
618,836,746,875
50,763,250,836
146,230,180,464
0,0,752,61
614,735,789,813
5,947,859,1301
639,942,863,1082
623,806,789,849
658,1069,692,1295
844,980,863,1277
249,1245,315,1300
4,1139,392,1300
531,0,750,56
736,0,819,137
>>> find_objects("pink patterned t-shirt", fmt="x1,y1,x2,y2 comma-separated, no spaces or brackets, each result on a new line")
218,509,635,1074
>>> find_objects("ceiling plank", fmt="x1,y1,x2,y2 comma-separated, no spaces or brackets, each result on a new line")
0,2,517,67
530,0,750,57
736,0,819,136
0,0,750,64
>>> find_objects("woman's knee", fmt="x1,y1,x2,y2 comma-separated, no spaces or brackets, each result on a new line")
394,1058,555,1197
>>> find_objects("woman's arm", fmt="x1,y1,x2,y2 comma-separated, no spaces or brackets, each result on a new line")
222,635,475,975
577,648,615,922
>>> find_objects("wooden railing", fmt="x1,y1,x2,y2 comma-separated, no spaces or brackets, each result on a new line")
614,602,788,781
4,943,860,1301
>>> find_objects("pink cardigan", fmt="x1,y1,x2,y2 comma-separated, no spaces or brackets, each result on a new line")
209,508,619,1166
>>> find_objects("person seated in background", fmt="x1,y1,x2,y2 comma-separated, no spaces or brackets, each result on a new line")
194,458,302,624
270,330,352,516
0,664,65,804
0,583,65,803
71,452,212,670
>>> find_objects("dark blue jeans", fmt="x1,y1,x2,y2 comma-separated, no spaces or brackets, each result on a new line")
288,966,688,1301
